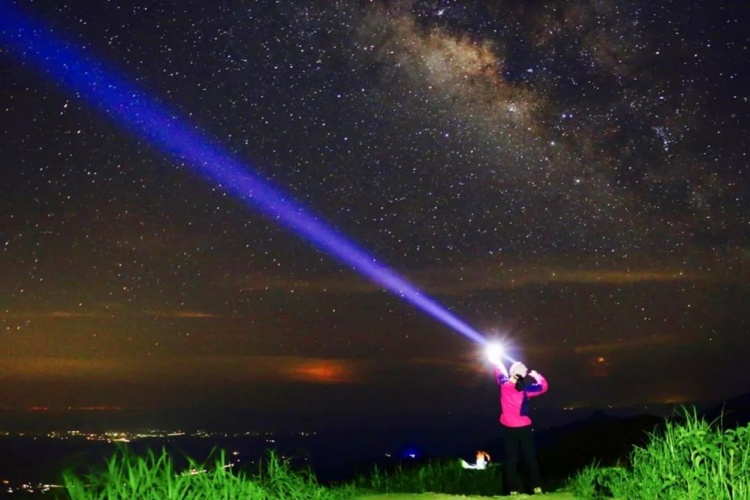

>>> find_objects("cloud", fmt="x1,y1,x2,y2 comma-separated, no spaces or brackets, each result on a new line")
44,310,104,318
233,272,375,294
1,310,110,319
143,310,223,319
226,254,719,298
284,359,362,384
414,266,701,296
572,335,686,354
411,248,748,295
2,308,223,320
0,355,366,385
0,354,482,386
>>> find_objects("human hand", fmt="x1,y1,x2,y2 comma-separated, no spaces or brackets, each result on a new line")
529,370,539,378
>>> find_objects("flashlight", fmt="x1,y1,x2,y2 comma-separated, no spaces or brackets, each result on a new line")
486,342,505,366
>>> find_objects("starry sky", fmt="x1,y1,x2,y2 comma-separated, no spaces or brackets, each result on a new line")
1,0,749,426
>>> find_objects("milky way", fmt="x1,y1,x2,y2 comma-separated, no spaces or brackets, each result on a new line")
350,0,748,256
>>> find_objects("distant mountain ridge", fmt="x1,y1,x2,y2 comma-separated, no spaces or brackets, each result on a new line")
702,391,750,428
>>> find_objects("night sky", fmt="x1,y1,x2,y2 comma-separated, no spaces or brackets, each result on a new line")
1,0,749,427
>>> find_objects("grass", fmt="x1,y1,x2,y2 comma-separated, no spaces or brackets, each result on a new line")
59,408,750,499
566,408,750,499
61,447,358,499
352,458,505,496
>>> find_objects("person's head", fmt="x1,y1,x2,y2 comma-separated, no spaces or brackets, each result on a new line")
509,361,528,380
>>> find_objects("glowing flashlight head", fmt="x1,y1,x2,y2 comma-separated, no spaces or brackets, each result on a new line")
486,342,505,366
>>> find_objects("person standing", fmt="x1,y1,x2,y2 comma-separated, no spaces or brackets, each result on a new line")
493,359,548,495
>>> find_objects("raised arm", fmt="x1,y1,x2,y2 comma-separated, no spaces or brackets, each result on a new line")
525,370,549,397
487,346,508,377
487,343,509,384
493,361,509,384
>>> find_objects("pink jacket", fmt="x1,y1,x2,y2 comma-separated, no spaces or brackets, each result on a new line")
495,367,548,428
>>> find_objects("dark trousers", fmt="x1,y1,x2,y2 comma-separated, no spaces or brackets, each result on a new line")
501,424,541,493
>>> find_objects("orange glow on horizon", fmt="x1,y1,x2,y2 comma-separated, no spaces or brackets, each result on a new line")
26,405,122,412
287,360,357,384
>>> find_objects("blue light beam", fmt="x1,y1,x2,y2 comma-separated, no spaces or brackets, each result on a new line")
0,2,488,346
